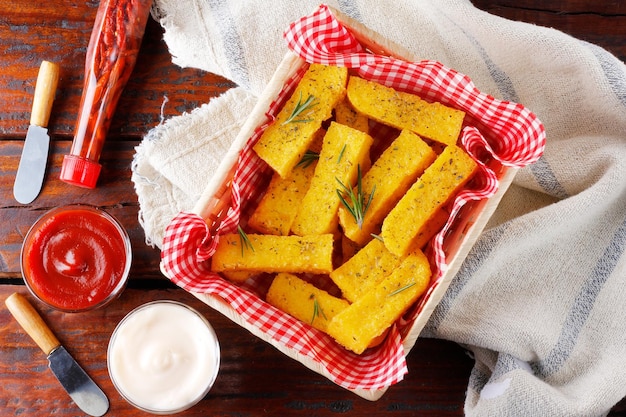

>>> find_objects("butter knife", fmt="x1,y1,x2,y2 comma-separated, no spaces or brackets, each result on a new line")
5,293,109,416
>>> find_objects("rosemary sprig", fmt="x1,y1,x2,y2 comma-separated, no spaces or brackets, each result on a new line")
336,144,347,164
388,282,416,297
237,225,254,256
310,295,327,324
336,165,375,229
296,150,319,168
371,233,384,242
282,92,318,125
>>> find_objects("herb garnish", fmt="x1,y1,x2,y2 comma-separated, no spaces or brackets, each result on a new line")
336,165,375,229
237,226,254,256
297,150,319,168
388,283,416,297
371,233,384,242
282,92,318,125
310,295,327,324
336,144,347,164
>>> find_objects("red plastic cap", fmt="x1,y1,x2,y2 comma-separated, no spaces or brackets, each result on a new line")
60,155,102,189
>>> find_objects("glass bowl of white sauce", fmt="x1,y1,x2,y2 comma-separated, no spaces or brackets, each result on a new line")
107,300,220,414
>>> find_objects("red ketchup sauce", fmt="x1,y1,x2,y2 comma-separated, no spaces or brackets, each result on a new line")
21,205,131,312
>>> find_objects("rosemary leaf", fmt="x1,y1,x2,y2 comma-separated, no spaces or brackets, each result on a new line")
296,150,319,168
336,165,375,229
388,282,416,297
336,144,347,164
371,233,384,242
310,296,327,324
282,92,318,125
237,226,254,256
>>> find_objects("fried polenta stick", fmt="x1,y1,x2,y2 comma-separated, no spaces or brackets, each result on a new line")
334,98,369,134
327,249,431,354
266,273,350,333
253,64,348,178
338,129,436,245
329,238,401,303
291,122,373,236
211,233,334,274
220,270,259,283
347,76,465,146
248,160,317,235
381,145,478,257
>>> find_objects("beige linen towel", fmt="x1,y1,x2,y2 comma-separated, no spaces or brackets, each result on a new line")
132,1,626,415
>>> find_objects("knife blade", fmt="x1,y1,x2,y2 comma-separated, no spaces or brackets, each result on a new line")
5,293,109,417
13,61,60,204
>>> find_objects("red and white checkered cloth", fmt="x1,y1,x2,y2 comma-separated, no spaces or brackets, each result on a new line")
161,4,545,391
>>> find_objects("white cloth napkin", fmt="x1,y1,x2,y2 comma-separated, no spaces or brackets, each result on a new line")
132,1,626,415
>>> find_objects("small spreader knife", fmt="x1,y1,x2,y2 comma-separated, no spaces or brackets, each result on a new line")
5,293,109,417
13,60,60,204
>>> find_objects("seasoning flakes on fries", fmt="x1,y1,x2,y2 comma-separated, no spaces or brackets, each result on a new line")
327,248,431,354
291,121,373,237
338,129,436,246
347,76,466,146
267,272,350,333
211,233,334,274
253,64,349,178
210,63,478,354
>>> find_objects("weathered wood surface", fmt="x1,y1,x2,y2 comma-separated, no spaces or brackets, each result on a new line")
1,286,474,416
0,2,236,138
0,0,624,416
0,139,165,281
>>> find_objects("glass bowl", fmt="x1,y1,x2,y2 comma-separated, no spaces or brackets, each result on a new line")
20,204,132,312
107,300,220,414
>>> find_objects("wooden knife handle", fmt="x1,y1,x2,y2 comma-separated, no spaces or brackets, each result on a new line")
30,60,60,128
5,293,61,356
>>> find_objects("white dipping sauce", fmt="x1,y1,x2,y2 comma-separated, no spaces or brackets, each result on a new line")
108,301,220,414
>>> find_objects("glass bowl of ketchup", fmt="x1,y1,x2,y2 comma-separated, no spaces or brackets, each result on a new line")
20,204,132,312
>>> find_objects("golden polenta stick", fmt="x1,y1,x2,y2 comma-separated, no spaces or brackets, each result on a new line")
334,101,372,172
266,273,350,333
329,238,401,303
412,207,450,249
253,64,348,178
211,233,334,274
338,129,436,245
381,145,478,257
248,160,317,235
220,270,259,283
347,76,465,146
291,122,374,236
327,249,431,354
334,99,369,134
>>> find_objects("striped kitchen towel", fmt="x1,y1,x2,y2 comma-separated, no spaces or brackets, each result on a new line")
132,1,626,416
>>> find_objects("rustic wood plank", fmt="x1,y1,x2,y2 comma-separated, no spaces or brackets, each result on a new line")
0,140,162,280
0,3,235,139
474,0,625,16
0,286,473,416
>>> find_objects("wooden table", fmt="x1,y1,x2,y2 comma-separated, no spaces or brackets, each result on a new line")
1,1,624,415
